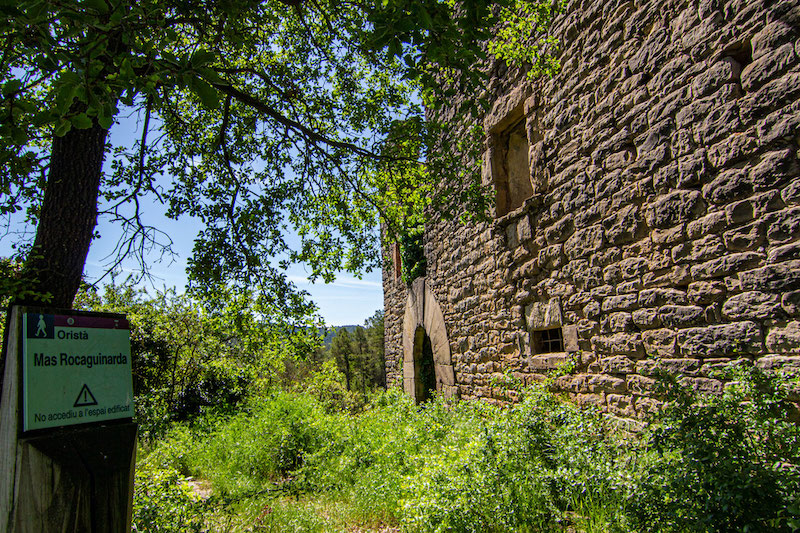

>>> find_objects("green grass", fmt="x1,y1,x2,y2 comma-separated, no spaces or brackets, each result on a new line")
133,366,800,532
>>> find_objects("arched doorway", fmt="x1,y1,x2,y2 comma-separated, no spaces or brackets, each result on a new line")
401,278,457,402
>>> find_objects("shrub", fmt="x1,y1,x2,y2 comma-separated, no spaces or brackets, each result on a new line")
627,365,800,532
132,465,205,532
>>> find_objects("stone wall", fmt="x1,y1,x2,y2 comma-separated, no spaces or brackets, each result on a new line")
384,0,800,418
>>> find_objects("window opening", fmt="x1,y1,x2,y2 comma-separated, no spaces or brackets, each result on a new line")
534,327,564,353
493,116,532,217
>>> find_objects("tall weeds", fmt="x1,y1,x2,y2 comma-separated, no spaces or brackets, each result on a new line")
134,366,800,532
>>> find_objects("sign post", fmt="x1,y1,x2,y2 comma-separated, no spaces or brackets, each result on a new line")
1,306,137,532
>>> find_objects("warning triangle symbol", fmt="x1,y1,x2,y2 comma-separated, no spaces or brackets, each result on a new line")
73,384,98,407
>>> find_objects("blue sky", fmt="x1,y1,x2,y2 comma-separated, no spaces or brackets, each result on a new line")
2,112,384,327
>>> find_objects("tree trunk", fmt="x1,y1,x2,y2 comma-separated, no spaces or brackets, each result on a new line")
20,122,108,308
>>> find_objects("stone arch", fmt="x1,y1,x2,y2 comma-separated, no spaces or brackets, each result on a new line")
401,278,457,401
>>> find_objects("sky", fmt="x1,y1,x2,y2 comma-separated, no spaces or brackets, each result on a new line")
2,112,384,327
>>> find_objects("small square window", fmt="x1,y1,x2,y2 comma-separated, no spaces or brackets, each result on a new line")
533,327,564,353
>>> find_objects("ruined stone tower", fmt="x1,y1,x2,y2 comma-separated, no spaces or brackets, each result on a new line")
383,0,800,416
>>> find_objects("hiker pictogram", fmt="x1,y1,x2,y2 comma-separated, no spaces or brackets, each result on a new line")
36,314,47,337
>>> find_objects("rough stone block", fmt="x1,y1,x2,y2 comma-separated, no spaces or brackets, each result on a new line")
692,57,741,98
563,324,580,352
757,102,800,146
638,288,688,307
635,397,662,418
607,394,636,417
677,321,763,356
592,332,644,358
602,294,639,311
604,312,635,333
765,207,800,244
725,199,755,225
739,72,800,123
525,297,563,330
588,374,627,394
723,221,766,251
698,100,740,145
642,329,678,357
690,252,764,280
603,204,640,244
633,308,661,329
768,242,800,264
672,234,725,263
783,177,800,205
751,19,796,60
702,168,751,204
576,393,605,409
564,225,605,260
600,355,635,374
658,305,705,328
681,376,724,394
740,260,800,292
722,291,783,321
687,280,727,305
659,358,702,375
766,321,800,353
687,211,727,239
750,149,798,191
756,356,800,372
527,353,570,371
619,256,649,279
741,43,796,92
545,215,574,244
707,131,757,169
646,190,705,229
783,291,800,317
627,374,656,395
517,216,533,243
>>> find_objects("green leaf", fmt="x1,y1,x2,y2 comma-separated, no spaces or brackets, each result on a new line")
83,0,109,13
189,77,220,110
97,113,114,129
54,119,72,137
2,79,22,97
70,113,93,129
191,49,216,68
10,127,28,145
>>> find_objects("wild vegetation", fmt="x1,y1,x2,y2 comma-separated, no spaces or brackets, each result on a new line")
77,288,796,532
131,362,800,532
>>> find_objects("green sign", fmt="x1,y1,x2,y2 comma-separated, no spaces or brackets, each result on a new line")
21,311,134,432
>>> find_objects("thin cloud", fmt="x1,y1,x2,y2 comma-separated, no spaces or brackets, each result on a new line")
287,274,382,290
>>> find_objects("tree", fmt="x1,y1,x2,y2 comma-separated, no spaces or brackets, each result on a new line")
75,278,320,437
364,309,385,388
330,327,354,391
0,0,563,310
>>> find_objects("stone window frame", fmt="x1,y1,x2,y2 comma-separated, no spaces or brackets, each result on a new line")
525,297,579,357
484,85,536,218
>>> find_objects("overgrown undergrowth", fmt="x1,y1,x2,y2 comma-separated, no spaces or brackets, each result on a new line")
133,365,800,532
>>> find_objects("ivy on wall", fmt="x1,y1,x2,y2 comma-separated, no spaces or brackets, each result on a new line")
400,225,426,285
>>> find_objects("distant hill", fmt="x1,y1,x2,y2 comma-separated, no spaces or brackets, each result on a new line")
321,325,359,347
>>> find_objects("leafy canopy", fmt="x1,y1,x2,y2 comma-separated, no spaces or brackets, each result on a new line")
0,0,564,308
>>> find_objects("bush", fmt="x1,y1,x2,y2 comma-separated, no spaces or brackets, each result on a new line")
132,465,205,532
136,368,800,532
627,365,800,532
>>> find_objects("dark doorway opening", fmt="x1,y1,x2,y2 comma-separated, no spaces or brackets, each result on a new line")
414,326,437,403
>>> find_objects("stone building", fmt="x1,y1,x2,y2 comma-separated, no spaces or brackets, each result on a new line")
383,0,800,417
